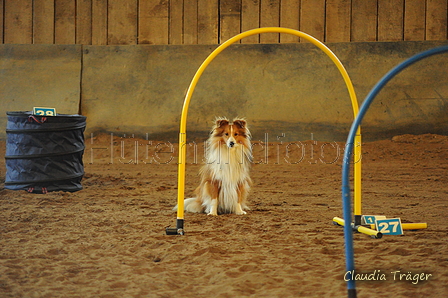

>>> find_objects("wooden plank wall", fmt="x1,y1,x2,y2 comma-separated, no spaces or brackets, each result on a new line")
1,0,447,45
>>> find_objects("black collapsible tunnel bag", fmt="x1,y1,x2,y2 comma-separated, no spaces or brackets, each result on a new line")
5,111,87,193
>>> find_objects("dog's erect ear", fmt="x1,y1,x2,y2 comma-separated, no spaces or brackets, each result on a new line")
233,119,246,128
215,118,229,127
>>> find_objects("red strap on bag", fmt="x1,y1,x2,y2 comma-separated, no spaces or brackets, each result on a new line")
28,115,47,124
27,186,48,194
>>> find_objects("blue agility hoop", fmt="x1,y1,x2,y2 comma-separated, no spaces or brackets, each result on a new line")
341,45,448,298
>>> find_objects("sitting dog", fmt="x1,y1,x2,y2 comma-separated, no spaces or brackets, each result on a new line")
175,117,253,215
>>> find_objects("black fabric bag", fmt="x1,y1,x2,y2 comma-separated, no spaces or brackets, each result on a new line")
5,111,87,193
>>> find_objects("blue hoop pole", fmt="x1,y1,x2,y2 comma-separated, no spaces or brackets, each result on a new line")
341,45,448,297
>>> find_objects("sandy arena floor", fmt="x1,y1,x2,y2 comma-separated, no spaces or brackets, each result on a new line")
1,133,447,297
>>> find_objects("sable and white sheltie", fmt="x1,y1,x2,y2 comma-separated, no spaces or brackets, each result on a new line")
175,117,253,215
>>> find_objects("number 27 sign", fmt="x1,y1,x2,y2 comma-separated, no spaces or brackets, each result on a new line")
376,218,403,235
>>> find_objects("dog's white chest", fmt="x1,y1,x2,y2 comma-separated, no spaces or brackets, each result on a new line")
207,146,249,184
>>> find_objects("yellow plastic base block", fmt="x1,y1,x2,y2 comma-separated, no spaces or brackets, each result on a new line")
333,217,382,239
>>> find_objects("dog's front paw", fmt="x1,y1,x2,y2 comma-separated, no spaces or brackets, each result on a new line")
207,211,218,216
235,204,247,215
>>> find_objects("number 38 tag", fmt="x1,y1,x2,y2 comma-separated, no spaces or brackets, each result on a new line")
376,218,403,235
33,107,56,116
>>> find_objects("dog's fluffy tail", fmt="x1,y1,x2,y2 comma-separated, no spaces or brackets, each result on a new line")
172,197,204,213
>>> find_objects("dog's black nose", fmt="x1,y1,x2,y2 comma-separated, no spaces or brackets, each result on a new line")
229,141,235,147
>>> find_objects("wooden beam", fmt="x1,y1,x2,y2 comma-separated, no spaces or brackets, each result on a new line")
404,0,425,41
198,0,219,44
184,0,198,44
300,0,325,42
92,0,108,45
0,0,3,43
426,0,448,40
4,0,33,44
280,0,300,43
34,0,55,44
108,0,138,45
77,0,93,44
55,0,76,44
378,0,404,41
241,0,260,44
139,0,169,44
169,0,183,45
351,0,378,42
220,0,241,43
260,0,280,43
326,0,351,42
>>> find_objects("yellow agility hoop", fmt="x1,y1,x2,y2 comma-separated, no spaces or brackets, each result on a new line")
167,27,362,235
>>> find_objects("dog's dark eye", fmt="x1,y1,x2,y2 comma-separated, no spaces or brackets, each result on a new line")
225,133,229,136
234,133,238,136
